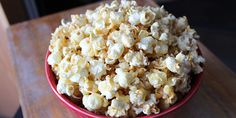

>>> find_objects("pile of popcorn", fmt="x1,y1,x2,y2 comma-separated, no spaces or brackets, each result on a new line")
47,0,205,117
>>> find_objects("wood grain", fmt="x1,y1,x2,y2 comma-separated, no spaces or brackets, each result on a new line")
0,2,19,117
7,0,236,118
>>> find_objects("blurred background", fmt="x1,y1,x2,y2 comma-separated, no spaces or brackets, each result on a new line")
0,0,235,118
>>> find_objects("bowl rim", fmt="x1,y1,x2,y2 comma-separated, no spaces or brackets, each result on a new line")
45,49,203,118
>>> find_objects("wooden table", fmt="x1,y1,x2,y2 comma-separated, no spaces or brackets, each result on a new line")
8,0,236,118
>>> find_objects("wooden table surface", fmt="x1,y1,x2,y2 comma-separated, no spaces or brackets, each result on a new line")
8,0,236,118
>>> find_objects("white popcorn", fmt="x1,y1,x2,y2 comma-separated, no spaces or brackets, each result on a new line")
159,32,168,41
140,8,156,25
71,14,87,27
118,61,130,70
57,78,75,96
82,93,108,111
108,30,121,43
70,29,84,44
47,51,62,67
154,44,168,56
175,52,186,63
79,78,98,95
91,36,106,51
98,76,119,99
89,60,106,79
124,51,148,66
151,22,160,39
142,94,159,115
132,93,159,115
163,85,177,104
107,43,124,59
110,11,124,25
114,68,134,88
146,69,167,89
175,75,190,93
177,28,198,51
161,14,176,25
120,32,135,48
190,50,205,64
152,6,167,19
85,10,95,23
107,95,130,117
70,54,87,66
165,57,180,73
121,0,137,8
176,16,188,32
119,23,132,33
129,86,147,105
137,36,155,54
82,24,94,36
79,38,95,57
94,19,106,30
128,11,141,25
109,0,119,9
58,56,73,78
138,30,149,39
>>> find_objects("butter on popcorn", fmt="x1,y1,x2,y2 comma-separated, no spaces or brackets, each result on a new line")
47,0,205,117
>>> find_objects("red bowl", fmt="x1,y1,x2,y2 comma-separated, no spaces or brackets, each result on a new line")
45,49,203,118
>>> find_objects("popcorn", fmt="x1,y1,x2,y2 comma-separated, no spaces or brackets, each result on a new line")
151,22,160,39
57,56,73,78
71,14,87,27
124,50,149,66
177,28,198,51
165,57,180,73
94,19,106,31
47,51,62,67
142,94,159,115
70,29,84,44
175,52,186,63
48,0,204,117
57,78,78,97
98,76,119,99
137,36,156,54
107,43,124,59
146,69,167,89
89,59,106,79
154,43,168,56
110,11,125,25
82,24,93,36
176,16,188,32
118,61,130,70
140,8,156,25
138,30,149,39
128,11,141,25
174,75,190,93
107,95,130,117
114,68,134,88
129,86,147,105
163,85,177,104
120,32,135,48
159,32,168,41
79,38,95,57
79,78,98,95
108,30,121,43
83,93,108,111
91,36,106,51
